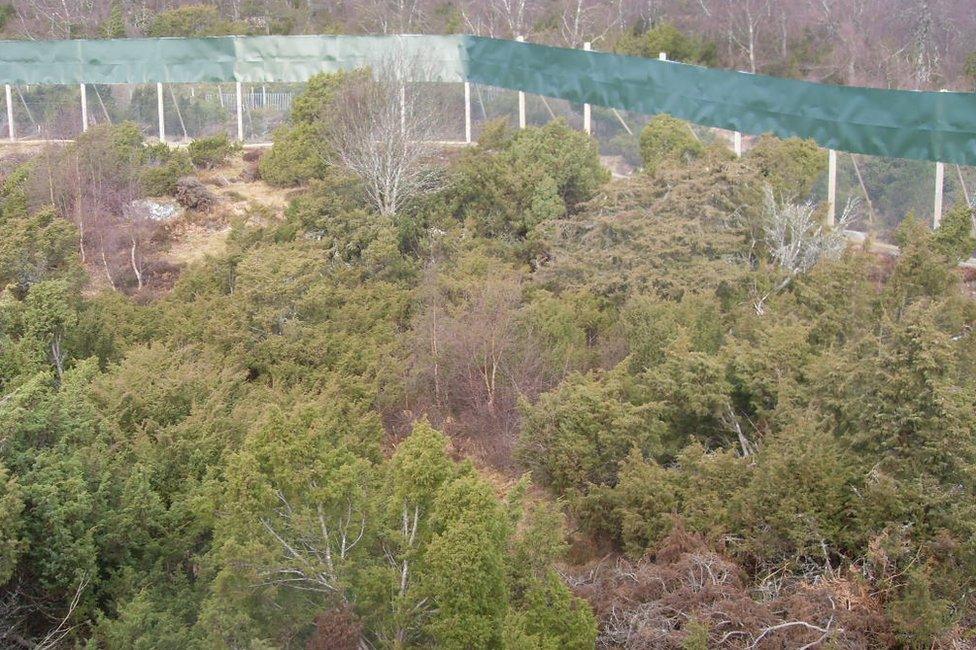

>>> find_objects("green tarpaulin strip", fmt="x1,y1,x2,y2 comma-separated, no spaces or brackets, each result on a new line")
0,34,974,165
463,37,976,166
0,35,467,84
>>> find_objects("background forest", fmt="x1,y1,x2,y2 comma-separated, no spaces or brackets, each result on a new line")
2,0,976,91
1,17,976,650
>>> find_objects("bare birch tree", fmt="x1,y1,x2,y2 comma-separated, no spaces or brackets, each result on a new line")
328,53,445,217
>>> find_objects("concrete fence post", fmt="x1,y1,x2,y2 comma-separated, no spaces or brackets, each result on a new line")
733,131,742,157
236,81,244,142
464,81,472,143
80,83,88,132
583,42,592,135
156,82,165,143
933,89,947,228
5,84,14,141
827,149,837,226
517,36,526,129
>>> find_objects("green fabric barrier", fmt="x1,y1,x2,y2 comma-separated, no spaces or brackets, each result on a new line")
462,36,976,166
0,34,974,164
0,35,466,84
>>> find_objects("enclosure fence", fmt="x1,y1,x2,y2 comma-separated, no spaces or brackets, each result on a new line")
0,34,974,237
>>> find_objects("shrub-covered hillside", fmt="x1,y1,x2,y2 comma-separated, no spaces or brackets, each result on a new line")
1,72,976,648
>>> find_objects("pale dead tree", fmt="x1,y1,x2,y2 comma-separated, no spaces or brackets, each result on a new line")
0,575,89,649
357,0,426,33
721,402,757,456
460,0,536,39
328,53,445,217
377,499,430,648
906,0,940,88
255,490,367,596
12,0,101,39
753,186,857,315
696,0,770,73
559,0,625,47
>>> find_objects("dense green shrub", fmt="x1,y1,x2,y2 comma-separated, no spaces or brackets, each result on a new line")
933,203,976,261
638,114,705,173
141,143,193,196
445,119,608,238
259,71,358,187
146,4,247,36
258,122,329,186
745,134,826,200
616,22,718,66
188,133,240,169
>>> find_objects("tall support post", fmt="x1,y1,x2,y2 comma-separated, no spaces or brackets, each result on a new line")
934,160,945,228
236,81,244,142
464,81,472,144
399,84,406,135
156,82,165,142
5,84,14,141
583,42,592,135
517,36,526,129
733,131,742,157
80,83,88,132
934,89,947,229
827,149,837,227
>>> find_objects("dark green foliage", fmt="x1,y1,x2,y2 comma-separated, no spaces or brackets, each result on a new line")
517,371,663,494
0,4,13,32
638,114,705,173
933,203,976,261
887,571,954,648
3,100,976,648
745,134,827,200
100,0,125,37
259,122,330,186
187,133,241,169
443,119,608,239
615,22,718,66
259,71,357,187
147,4,248,37
965,52,976,90
142,142,194,195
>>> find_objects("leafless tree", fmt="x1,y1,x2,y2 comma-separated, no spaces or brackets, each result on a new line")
753,186,858,315
256,489,366,596
558,0,626,47
0,576,89,649
459,0,537,39
328,53,446,217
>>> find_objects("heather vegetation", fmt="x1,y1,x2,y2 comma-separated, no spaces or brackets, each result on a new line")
2,66,976,650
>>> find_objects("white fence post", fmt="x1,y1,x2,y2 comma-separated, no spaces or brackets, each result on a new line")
80,83,88,132
517,36,526,129
733,131,742,157
399,84,406,135
934,160,945,228
156,82,165,142
583,42,592,135
933,89,948,228
464,81,472,144
827,149,837,227
236,81,244,142
5,84,13,141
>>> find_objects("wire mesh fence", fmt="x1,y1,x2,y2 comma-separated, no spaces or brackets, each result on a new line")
1,77,972,258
